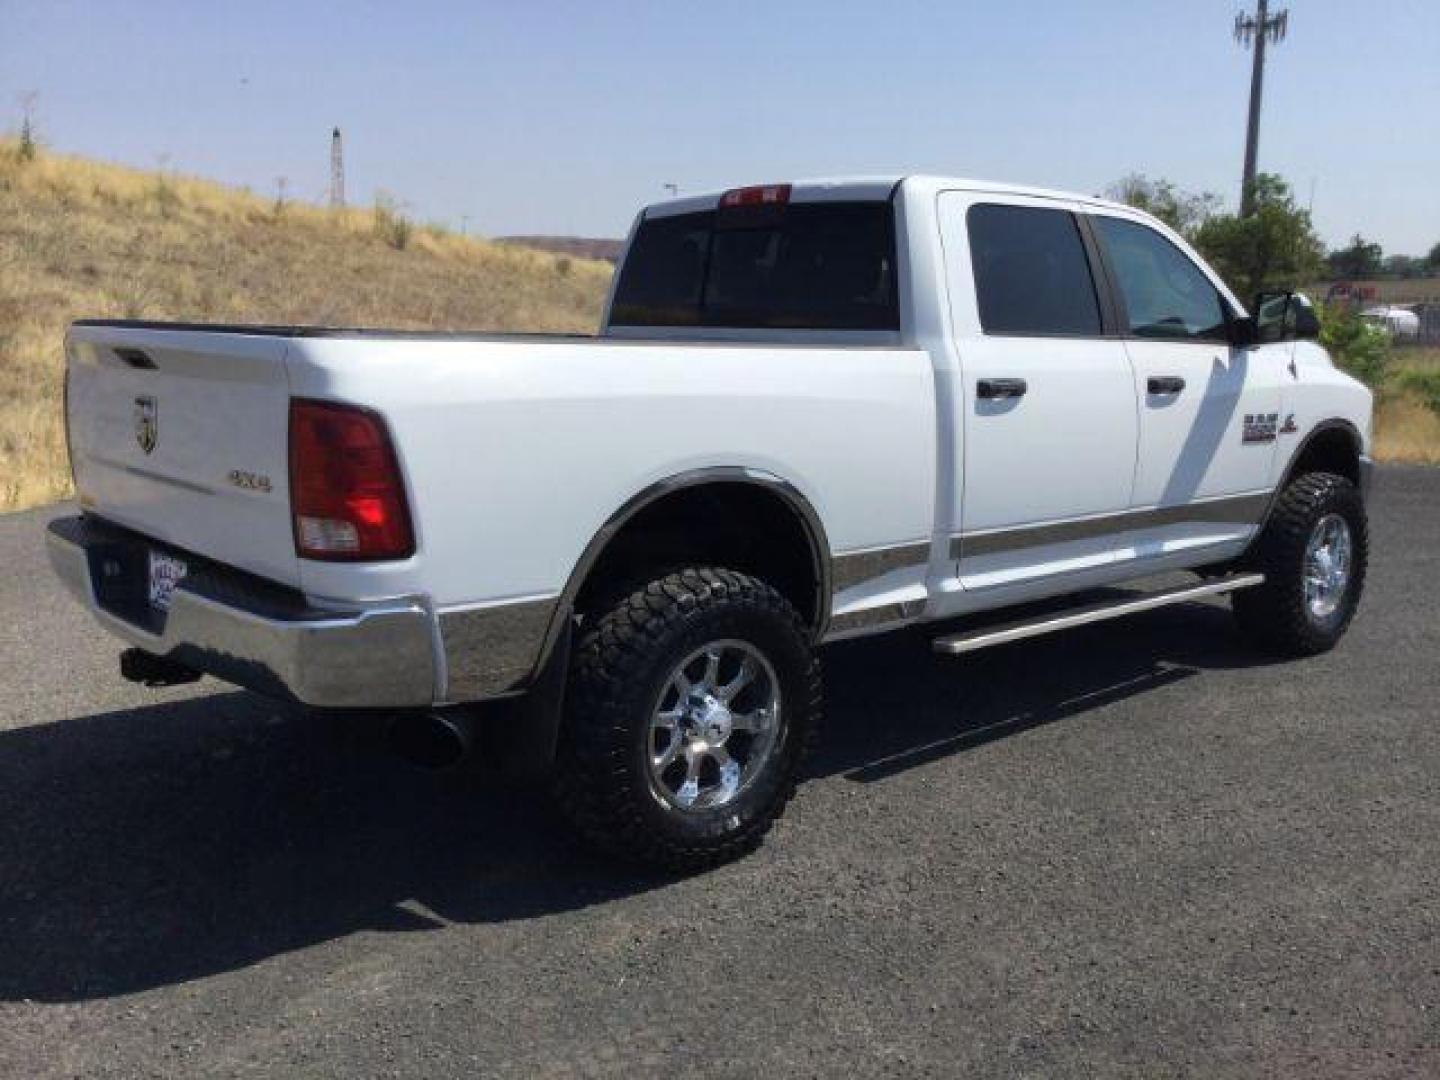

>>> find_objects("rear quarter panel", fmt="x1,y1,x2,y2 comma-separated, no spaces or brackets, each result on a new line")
282,338,937,610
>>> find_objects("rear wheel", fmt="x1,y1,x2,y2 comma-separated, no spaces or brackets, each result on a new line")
553,567,820,871
1233,471,1368,656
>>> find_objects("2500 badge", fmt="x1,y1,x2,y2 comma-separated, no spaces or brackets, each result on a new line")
1242,412,1280,444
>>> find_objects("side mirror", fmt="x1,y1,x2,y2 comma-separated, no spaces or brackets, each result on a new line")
1290,293,1321,340
1250,290,1321,343
1252,291,1291,343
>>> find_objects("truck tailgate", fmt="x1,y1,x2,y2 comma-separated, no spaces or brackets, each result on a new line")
65,324,300,586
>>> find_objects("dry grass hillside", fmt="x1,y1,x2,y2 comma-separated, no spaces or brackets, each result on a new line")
0,139,612,510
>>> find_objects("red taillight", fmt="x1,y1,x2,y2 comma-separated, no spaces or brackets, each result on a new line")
718,183,791,208
288,399,414,561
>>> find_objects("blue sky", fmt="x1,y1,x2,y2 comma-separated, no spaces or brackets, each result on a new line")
3,0,1436,252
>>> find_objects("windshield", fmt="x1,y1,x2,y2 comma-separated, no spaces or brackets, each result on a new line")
609,201,899,331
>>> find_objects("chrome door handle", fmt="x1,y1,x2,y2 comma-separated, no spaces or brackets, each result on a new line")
977,378,1028,400
1147,375,1186,395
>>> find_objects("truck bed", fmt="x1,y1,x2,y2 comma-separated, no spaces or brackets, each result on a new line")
65,320,938,619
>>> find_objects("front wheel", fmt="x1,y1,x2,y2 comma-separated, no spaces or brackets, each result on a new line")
1233,471,1368,656
553,568,821,871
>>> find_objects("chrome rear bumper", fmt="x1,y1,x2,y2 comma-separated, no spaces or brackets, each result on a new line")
46,516,436,708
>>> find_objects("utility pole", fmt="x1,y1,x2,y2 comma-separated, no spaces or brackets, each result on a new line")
329,127,345,209
1234,1,1288,216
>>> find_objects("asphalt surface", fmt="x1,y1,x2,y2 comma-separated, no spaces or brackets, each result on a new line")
1,468,1437,1078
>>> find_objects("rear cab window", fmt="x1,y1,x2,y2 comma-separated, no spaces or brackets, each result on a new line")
609,199,899,331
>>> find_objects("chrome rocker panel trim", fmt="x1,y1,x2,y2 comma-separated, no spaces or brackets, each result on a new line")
47,516,436,709
949,491,1271,560
824,600,925,640
830,540,931,592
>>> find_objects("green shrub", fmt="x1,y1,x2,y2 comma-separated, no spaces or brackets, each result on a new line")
18,95,39,163
150,173,179,216
18,116,37,163
372,193,412,251
1318,303,1390,390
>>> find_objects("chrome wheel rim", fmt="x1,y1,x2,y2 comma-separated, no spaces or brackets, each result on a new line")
646,639,782,813
1303,513,1352,620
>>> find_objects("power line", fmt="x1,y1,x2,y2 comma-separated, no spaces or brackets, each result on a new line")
1234,1,1288,217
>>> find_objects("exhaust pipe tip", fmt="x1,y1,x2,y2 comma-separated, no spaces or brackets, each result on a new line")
388,710,474,770
119,647,202,688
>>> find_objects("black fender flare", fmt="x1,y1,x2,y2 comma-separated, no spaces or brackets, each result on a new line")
1248,418,1366,551
532,466,833,680
499,468,832,775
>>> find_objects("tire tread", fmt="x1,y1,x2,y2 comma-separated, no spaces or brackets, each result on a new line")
553,567,821,872
1234,471,1368,656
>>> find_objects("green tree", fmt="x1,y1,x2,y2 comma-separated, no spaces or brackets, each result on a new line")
1189,174,1326,299
1382,254,1423,279
1326,234,1384,280
1104,173,1220,238
1426,241,1440,273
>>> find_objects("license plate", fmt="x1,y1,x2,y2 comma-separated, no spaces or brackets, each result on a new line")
147,551,188,612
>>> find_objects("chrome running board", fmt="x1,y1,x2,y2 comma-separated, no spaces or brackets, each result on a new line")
932,573,1266,656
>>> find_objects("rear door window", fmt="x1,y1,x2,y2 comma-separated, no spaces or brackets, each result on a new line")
966,203,1103,337
610,202,898,330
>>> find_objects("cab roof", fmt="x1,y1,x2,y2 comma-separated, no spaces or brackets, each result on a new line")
641,175,1138,220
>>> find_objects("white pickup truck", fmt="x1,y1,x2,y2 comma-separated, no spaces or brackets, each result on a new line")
51,176,1373,869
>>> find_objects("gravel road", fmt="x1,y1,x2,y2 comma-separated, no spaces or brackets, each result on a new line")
1,468,1436,1078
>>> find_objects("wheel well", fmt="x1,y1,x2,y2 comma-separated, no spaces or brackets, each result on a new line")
1287,424,1361,487
572,482,825,632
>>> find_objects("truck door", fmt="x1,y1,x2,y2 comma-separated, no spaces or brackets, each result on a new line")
938,194,1138,591
1086,212,1284,557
